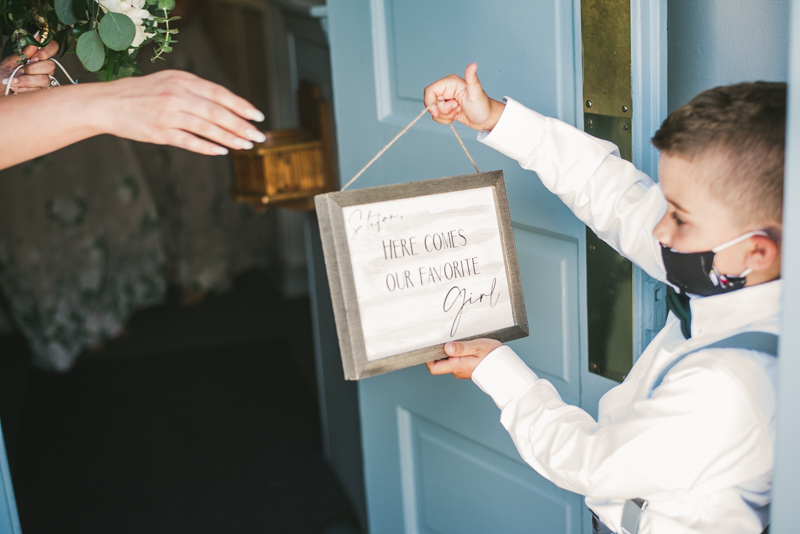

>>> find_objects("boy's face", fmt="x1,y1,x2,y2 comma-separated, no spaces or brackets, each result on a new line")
653,151,751,276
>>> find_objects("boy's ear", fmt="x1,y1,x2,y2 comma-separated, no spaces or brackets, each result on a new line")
746,233,781,272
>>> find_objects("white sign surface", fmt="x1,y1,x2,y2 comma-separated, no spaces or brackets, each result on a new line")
341,186,515,361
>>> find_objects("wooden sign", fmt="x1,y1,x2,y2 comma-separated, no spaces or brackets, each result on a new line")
315,171,528,380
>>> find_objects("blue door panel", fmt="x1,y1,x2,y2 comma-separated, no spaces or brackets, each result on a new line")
328,0,587,532
509,226,581,405
399,409,579,534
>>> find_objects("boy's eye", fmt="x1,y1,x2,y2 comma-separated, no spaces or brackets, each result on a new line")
671,211,685,227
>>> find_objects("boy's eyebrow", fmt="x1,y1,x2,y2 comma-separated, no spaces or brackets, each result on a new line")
668,199,690,214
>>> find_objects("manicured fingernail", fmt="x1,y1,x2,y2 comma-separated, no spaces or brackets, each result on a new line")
246,109,265,122
444,342,454,353
11,78,19,85
29,57,39,63
234,138,254,150
246,129,266,143
1,79,7,85
214,146,229,155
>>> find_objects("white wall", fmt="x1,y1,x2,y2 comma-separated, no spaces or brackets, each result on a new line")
668,0,790,111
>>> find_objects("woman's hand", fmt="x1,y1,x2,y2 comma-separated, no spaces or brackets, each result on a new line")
0,41,59,93
95,70,267,156
425,338,502,380
423,63,505,131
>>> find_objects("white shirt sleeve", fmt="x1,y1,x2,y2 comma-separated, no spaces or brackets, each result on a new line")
478,97,668,282
472,346,773,501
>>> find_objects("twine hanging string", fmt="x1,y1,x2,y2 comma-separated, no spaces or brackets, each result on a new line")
340,102,480,191
4,58,77,96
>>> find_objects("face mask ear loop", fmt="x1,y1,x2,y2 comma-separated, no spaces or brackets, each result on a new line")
711,230,770,253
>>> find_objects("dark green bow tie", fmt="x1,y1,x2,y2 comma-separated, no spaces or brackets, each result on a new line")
666,286,692,339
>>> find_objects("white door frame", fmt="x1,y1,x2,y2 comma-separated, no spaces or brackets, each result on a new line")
771,0,800,531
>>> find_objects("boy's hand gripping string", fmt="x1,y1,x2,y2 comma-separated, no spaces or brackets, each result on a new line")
340,103,480,191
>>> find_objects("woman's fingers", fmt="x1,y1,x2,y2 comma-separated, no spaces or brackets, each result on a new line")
174,110,258,151
9,74,52,90
24,59,57,76
173,91,266,148
164,129,230,156
2,73,52,92
174,71,264,122
31,41,59,61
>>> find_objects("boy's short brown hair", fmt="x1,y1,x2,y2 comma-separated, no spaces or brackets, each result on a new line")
652,82,786,228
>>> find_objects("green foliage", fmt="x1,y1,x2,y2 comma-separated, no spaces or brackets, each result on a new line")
143,9,177,62
76,29,103,71
1,0,177,81
98,11,133,51
54,0,77,25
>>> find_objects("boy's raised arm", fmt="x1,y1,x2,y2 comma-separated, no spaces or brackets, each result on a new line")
425,64,668,282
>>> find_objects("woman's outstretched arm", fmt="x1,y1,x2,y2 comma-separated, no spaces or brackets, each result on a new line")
0,69,266,169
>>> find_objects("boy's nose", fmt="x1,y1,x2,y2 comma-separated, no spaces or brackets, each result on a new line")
652,214,671,246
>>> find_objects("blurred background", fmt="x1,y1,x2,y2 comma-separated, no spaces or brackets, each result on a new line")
0,0,361,532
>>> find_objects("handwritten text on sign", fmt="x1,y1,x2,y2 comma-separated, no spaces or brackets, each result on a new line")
342,186,515,361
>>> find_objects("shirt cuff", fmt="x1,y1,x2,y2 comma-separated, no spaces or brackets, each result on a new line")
477,97,548,163
472,345,539,409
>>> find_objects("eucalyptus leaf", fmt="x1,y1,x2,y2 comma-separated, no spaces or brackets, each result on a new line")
76,30,105,72
98,12,135,51
54,0,79,25
157,0,175,11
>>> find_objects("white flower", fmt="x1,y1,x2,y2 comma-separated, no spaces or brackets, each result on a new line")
96,0,156,47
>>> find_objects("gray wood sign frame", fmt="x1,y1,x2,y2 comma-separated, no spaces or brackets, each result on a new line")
315,170,528,380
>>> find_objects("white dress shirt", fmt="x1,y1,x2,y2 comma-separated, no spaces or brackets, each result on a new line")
472,98,779,533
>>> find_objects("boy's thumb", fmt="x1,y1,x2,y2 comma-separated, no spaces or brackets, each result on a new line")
464,62,481,90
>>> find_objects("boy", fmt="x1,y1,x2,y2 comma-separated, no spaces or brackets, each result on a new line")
424,63,784,534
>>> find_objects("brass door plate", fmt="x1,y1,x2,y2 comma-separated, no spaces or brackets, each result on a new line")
581,0,632,119
582,0,634,383
584,113,632,162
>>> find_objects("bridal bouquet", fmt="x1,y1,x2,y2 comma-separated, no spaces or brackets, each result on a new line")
1,0,178,80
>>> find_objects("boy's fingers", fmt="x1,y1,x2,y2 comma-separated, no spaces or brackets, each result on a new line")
445,338,502,358
426,357,461,375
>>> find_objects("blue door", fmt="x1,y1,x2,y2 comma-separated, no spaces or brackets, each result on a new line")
326,1,664,532
0,424,21,533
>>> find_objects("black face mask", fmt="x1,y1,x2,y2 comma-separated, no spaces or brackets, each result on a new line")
660,231,766,296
